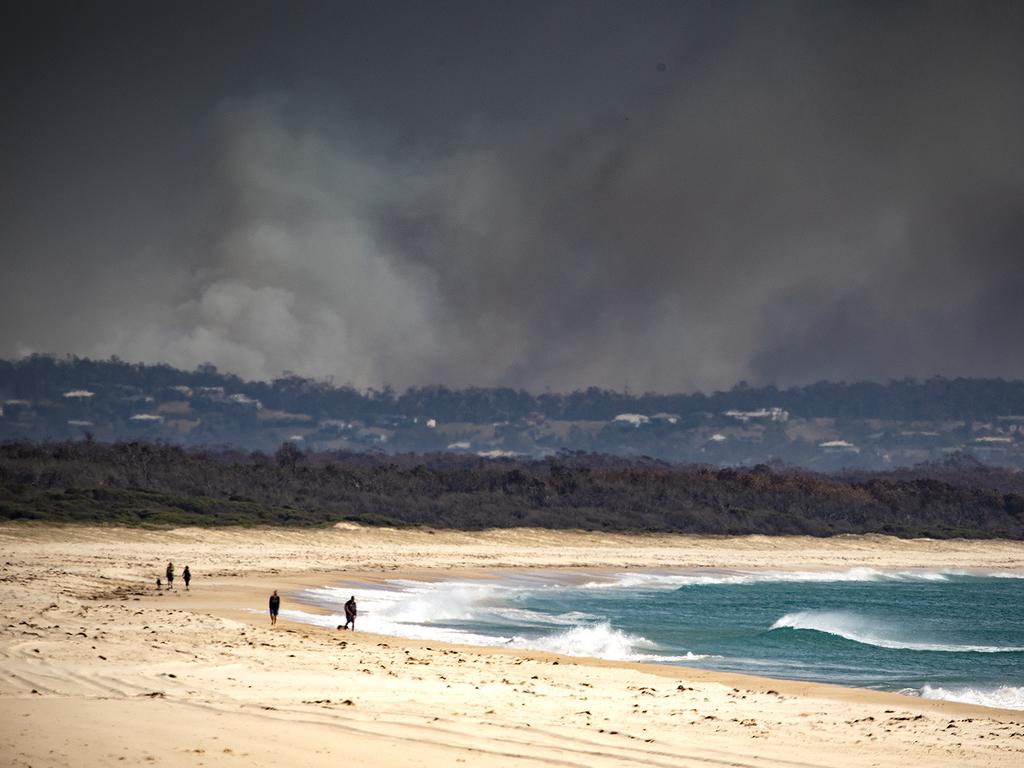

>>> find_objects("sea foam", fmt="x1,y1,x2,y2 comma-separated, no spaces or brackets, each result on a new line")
288,570,1022,682
294,578,702,662
918,684,1024,710
507,621,707,663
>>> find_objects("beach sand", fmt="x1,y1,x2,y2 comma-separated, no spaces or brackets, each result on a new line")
1,523,1022,767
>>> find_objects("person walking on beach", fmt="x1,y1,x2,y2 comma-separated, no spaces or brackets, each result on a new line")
182,566,191,590
165,562,174,590
269,590,281,626
343,595,357,630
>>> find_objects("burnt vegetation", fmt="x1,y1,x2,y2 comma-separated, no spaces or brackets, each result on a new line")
1,441,1022,538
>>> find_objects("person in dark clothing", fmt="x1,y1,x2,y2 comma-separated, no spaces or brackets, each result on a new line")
343,596,357,630
182,566,191,590
269,590,281,626
165,562,174,589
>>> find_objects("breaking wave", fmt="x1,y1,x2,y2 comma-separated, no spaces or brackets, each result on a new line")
507,622,707,663
292,579,703,662
771,611,1024,653
282,569,1021,683
580,567,1024,590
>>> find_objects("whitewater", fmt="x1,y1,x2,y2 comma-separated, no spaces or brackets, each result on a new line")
286,567,1024,711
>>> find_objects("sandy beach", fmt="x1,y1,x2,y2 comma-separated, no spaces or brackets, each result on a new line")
1,524,1022,767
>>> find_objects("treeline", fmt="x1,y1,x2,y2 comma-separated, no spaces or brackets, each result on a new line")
4,355,1024,422
2,440,1022,538
838,452,1024,494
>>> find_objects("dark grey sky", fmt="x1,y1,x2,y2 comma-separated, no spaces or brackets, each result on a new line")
2,1,1023,392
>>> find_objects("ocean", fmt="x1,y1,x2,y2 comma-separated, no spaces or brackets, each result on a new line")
283,567,1024,710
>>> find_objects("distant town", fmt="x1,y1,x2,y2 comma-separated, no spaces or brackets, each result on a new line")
3,355,1024,469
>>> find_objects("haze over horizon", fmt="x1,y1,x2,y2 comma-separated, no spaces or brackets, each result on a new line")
3,1,1023,393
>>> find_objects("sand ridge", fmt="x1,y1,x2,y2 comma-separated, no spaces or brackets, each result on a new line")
1,524,1023,767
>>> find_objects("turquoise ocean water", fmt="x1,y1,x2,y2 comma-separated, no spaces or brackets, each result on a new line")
286,567,1024,710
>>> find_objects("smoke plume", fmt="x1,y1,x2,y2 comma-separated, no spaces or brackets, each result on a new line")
2,2,1023,391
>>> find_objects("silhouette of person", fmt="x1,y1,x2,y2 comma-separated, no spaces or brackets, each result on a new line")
269,590,281,626
182,566,191,590
165,562,174,589
343,596,357,630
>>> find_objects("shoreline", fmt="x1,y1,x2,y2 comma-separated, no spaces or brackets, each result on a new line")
2,524,1023,767
231,565,1024,718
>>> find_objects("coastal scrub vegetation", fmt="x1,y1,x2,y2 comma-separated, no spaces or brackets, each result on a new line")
1,441,1022,538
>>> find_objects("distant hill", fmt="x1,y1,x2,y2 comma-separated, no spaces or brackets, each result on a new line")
3,355,1024,469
